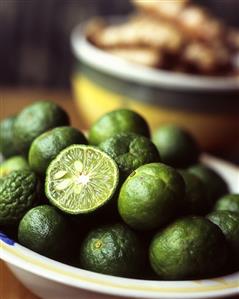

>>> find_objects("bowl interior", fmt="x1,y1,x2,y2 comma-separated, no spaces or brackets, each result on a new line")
71,19,239,91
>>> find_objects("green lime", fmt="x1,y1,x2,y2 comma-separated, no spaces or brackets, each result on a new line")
207,211,239,264
45,145,119,214
149,216,227,279
214,194,239,213
152,124,200,168
0,116,18,158
0,170,37,226
29,126,88,176
179,170,208,215
18,205,69,259
13,101,70,154
79,223,143,277
89,109,150,145
118,163,185,230
0,156,29,177
99,132,160,180
188,164,229,208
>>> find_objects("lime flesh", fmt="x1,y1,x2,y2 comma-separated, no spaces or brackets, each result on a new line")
45,145,119,214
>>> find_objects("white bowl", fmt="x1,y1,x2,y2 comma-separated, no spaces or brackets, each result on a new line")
1,155,239,299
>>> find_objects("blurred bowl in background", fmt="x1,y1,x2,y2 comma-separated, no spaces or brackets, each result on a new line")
71,20,239,152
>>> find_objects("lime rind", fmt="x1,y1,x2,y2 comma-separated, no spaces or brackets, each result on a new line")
45,145,119,214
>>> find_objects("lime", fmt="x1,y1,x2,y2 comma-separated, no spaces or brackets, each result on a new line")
29,126,88,176
214,194,239,213
13,101,70,154
179,170,208,215
152,124,200,168
207,211,239,264
0,156,29,177
45,145,119,214
99,132,160,180
79,223,144,277
118,163,185,230
0,116,18,158
0,170,37,226
149,216,227,279
88,109,150,145
18,205,69,259
188,164,228,208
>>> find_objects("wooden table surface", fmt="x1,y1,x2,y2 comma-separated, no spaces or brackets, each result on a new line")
0,88,82,128
0,88,238,299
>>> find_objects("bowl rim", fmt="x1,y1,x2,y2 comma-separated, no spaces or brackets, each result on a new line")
1,155,239,299
71,19,239,91
1,239,239,299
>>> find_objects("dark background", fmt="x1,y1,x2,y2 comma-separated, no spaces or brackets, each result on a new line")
0,0,238,88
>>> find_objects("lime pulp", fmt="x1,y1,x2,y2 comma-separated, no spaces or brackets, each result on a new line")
45,145,119,214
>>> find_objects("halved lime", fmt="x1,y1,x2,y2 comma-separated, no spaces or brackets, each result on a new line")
45,145,119,214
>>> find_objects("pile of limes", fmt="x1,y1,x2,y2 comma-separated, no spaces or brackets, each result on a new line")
1,101,239,280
